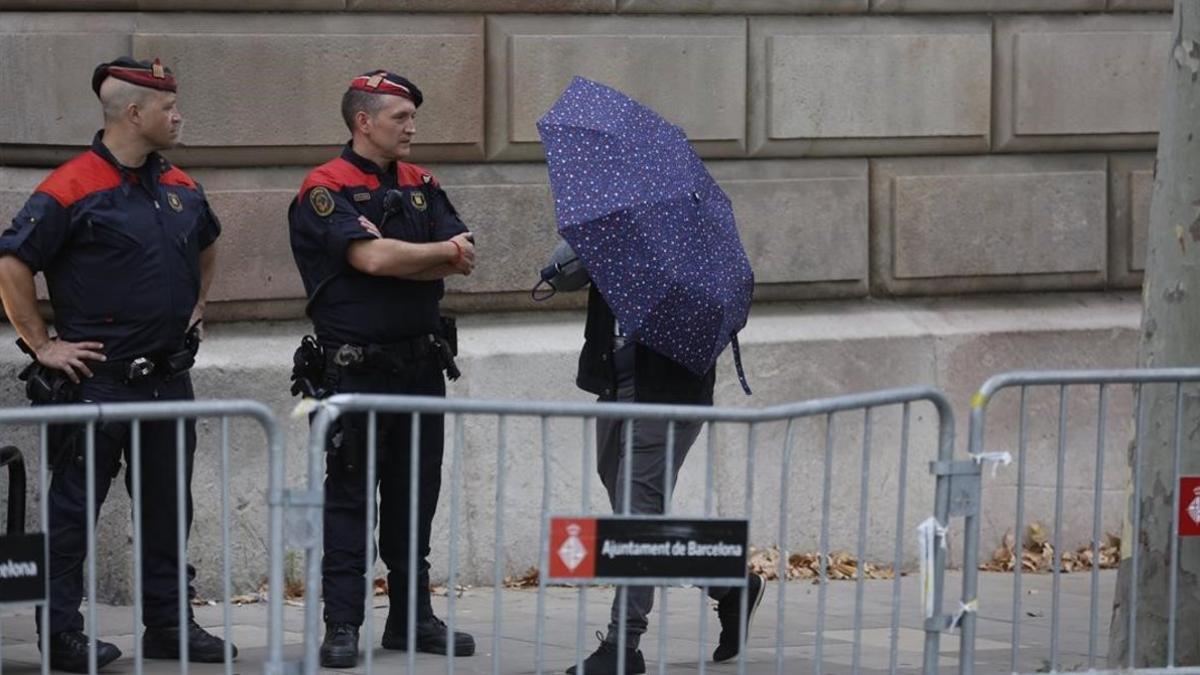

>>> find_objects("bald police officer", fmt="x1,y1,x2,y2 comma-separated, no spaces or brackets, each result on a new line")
288,70,476,668
0,57,235,672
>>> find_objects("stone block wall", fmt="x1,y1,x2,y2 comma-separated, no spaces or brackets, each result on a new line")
0,3,1172,588
0,3,1171,315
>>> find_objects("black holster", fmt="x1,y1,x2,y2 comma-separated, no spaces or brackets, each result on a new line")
437,317,461,381
18,362,83,468
290,335,327,398
329,414,366,474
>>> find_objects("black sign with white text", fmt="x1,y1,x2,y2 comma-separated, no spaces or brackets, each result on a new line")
0,533,46,604
548,516,747,582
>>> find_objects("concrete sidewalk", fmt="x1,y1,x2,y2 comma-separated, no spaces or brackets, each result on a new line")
0,571,1115,675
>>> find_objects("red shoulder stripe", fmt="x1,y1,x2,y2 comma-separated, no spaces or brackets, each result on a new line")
35,151,121,207
160,166,197,189
298,157,378,199
397,162,438,188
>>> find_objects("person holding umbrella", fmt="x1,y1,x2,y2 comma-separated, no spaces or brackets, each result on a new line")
536,78,764,674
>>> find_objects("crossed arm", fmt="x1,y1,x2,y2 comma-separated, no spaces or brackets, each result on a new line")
345,215,476,280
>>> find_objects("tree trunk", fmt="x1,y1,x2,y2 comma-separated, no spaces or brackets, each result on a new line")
1109,0,1200,667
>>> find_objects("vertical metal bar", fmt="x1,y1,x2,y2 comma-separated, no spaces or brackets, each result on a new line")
575,418,592,675
85,421,97,675
176,418,189,673
491,415,508,675
658,421,676,675
305,410,330,675
447,414,464,675
39,424,49,675
131,421,144,675
1167,382,1184,667
737,423,757,675
1010,386,1029,673
1129,384,1146,669
407,412,420,675
1088,385,1108,669
220,418,233,675
698,423,716,675
616,418,634,675
535,416,551,675
364,411,377,675
851,408,873,675
1049,386,1068,672
267,409,286,673
775,419,797,675
816,412,835,675
888,403,912,675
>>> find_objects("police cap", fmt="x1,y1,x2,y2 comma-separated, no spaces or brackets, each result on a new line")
347,70,423,108
92,57,177,98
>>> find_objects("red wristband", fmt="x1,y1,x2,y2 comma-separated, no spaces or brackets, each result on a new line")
450,239,464,264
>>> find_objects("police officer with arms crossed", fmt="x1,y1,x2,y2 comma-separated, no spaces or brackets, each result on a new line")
288,70,476,668
0,57,234,672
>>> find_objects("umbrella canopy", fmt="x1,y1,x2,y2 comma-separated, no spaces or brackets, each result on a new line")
537,76,754,390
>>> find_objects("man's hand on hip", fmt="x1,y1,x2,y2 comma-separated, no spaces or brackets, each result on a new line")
35,339,106,384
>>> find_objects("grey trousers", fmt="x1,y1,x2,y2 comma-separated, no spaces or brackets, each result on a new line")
595,345,731,648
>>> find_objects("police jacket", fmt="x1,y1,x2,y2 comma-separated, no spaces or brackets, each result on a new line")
288,145,468,346
576,285,716,405
0,132,220,361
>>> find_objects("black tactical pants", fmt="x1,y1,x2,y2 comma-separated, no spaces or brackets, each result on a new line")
39,372,197,636
319,355,446,627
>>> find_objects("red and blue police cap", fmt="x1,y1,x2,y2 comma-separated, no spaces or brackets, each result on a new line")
347,70,423,108
91,57,176,98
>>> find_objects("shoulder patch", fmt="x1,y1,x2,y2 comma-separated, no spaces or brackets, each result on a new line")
308,186,335,217
35,151,121,207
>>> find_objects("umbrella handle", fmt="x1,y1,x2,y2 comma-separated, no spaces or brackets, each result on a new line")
531,278,557,302
732,333,752,396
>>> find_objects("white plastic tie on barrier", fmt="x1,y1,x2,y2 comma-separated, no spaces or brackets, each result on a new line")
917,517,948,619
290,397,321,419
951,598,978,632
971,451,1012,478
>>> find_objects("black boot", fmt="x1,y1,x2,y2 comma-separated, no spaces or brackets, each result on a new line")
713,572,766,662
42,631,122,673
382,614,475,656
143,619,238,663
320,622,360,668
566,632,645,674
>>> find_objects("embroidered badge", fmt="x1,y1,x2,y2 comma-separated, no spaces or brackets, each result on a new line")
309,186,335,217
410,192,427,211
166,192,183,212
352,192,371,202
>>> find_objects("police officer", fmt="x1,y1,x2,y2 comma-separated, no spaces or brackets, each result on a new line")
288,70,476,668
0,57,235,672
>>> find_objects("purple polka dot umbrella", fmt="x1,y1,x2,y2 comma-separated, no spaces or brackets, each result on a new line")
537,76,754,393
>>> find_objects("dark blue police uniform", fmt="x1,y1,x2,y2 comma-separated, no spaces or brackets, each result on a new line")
0,131,221,635
288,144,467,628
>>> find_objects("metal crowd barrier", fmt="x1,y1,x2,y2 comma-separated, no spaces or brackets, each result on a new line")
0,400,286,675
298,387,955,675
961,368,1200,675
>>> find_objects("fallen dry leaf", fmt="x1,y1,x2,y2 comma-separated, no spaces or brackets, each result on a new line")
749,546,896,582
980,523,1120,574
503,567,540,588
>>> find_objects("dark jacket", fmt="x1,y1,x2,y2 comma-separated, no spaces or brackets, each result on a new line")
576,285,715,405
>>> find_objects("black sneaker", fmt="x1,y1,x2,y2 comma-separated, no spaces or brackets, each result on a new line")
320,622,360,668
566,631,645,674
713,572,766,662
42,630,122,673
143,619,238,663
381,614,475,656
